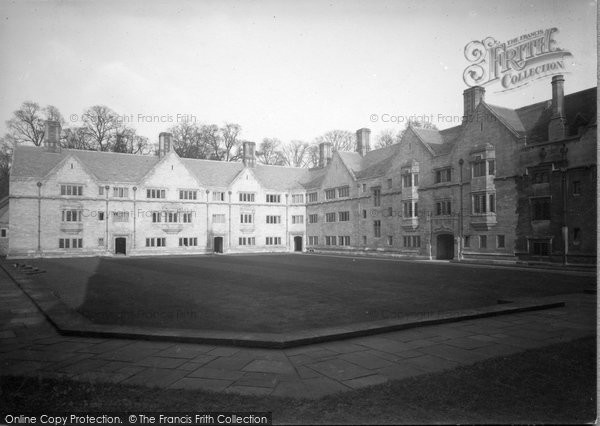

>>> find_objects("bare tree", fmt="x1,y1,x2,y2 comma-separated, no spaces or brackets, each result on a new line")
409,119,438,130
256,138,285,165
304,144,320,168
198,124,222,160
280,140,309,167
0,137,13,197
61,127,93,150
314,129,355,152
168,121,209,159
374,128,399,149
220,123,242,162
81,105,120,151
113,126,150,154
5,101,62,146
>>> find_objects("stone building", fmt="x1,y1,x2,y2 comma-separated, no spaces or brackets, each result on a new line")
304,75,596,263
8,75,596,263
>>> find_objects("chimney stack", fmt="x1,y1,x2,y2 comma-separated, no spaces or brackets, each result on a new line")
243,141,256,167
318,142,333,167
463,86,485,122
44,120,61,152
158,132,173,158
548,75,566,141
356,128,371,156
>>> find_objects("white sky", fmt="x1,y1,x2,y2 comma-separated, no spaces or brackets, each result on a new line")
0,0,596,144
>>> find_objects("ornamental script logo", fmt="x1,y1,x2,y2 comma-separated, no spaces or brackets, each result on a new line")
463,28,572,91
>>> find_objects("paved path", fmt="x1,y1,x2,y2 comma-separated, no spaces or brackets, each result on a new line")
0,267,595,399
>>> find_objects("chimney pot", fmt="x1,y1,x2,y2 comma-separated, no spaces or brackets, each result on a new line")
463,86,485,122
319,142,332,167
158,132,173,157
44,120,61,152
548,75,567,141
356,128,371,156
243,141,256,167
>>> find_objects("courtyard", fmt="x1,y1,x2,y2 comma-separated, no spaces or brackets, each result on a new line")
25,253,594,333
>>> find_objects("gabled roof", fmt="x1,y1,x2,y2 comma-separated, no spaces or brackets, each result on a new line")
180,158,244,188
515,87,597,143
11,145,158,182
485,103,527,135
253,164,310,191
12,145,318,191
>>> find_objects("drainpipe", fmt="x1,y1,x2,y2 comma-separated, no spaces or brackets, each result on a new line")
560,145,569,265
105,185,109,253
36,182,42,254
458,159,464,261
228,190,232,251
132,187,137,249
206,190,210,251
428,211,433,260
285,193,289,251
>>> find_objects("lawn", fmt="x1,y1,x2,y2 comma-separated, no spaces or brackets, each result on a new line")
28,254,593,333
1,337,596,424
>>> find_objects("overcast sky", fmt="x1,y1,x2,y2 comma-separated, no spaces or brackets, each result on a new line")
0,0,596,145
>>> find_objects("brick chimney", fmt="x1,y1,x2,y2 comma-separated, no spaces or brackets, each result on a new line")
356,128,371,156
318,142,333,167
548,75,567,141
158,132,173,158
463,86,485,122
44,120,61,152
243,141,256,167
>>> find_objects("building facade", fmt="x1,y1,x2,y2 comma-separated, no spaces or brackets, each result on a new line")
8,75,597,263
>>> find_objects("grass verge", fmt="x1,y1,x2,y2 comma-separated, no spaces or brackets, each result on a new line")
1,337,596,424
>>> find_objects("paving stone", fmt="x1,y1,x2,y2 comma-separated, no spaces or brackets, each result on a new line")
339,351,395,370
170,377,233,392
234,372,279,388
419,344,490,364
121,368,189,388
190,354,218,366
343,374,389,389
243,359,296,375
356,337,418,354
137,356,188,369
295,365,321,379
97,346,155,363
307,358,373,381
187,367,245,381
299,376,350,398
203,353,254,371
405,354,462,372
303,349,339,361
319,341,368,354
287,354,313,366
79,340,134,354
0,330,16,339
57,357,109,374
179,361,210,371
207,347,240,357
157,344,217,359
445,337,495,350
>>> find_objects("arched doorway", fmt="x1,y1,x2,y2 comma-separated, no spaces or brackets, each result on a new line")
294,236,303,252
213,237,223,253
115,237,126,255
436,234,454,260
